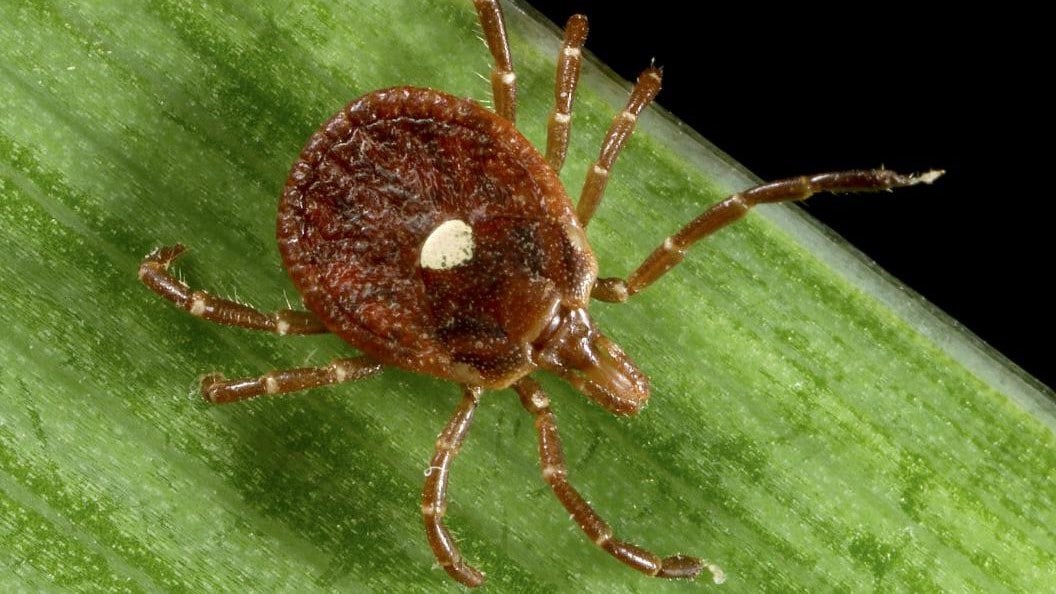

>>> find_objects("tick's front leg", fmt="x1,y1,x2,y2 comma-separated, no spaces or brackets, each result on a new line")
514,377,725,583
592,169,944,302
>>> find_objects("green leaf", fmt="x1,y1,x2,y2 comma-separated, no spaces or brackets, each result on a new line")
2,1,1053,592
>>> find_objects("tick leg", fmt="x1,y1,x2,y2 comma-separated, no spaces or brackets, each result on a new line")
514,377,725,584
139,244,328,334
201,356,382,404
545,14,588,172
473,0,516,123
592,169,945,302
577,66,662,227
422,386,485,587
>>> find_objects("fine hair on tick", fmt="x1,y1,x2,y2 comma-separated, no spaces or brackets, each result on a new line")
139,0,942,587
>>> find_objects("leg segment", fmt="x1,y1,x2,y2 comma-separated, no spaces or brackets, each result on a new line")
139,244,328,334
592,169,945,302
545,14,588,172
201,356,382,404
422,386,485,587
577,66,662,227
514,378,725,583
473,0,516,123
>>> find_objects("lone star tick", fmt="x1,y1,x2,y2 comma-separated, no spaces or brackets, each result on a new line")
139,0,943,587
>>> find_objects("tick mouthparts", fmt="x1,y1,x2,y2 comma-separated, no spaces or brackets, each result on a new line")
532,308,650,416
577,334,651,416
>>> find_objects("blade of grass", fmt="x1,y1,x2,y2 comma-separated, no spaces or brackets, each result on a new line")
1,1,1053,592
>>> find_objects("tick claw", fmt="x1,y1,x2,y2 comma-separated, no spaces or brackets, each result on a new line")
912,169,945,185
199,373,226,403
146,243,187,266
707,562,727,585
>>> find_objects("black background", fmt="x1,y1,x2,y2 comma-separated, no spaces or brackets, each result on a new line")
524,1,1052,389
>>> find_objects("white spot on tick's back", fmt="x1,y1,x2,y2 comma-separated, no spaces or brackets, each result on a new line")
420,219,475,270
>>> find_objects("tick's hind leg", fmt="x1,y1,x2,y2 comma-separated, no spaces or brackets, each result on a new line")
473,0,516,122
422,387,485,587
139,244,328,334
201,356,382,404
592,169,945,302
514,378,725,583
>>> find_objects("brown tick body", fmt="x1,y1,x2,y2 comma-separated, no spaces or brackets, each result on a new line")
279,88,611,396
139,0,942,587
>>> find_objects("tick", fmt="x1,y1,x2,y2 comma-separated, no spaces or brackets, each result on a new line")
139,1,941,587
